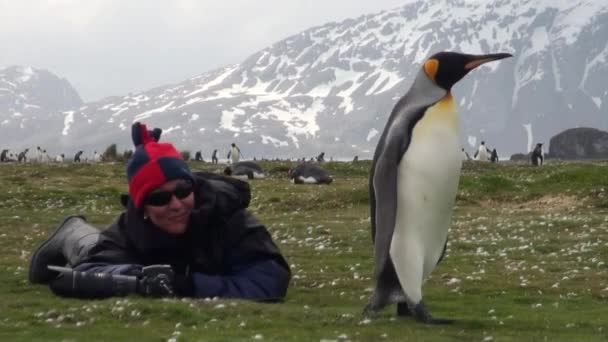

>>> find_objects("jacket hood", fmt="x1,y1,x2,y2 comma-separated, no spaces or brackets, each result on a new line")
121,172,251,258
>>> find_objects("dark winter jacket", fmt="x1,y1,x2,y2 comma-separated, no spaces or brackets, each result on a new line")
74,172,291,301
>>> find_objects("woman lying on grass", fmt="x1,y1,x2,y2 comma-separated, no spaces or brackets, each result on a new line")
29,122,290,300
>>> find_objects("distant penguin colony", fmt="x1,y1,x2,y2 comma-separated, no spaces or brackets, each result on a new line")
365,51,512,324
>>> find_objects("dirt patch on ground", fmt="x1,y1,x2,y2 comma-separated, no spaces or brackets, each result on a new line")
479,194,580,212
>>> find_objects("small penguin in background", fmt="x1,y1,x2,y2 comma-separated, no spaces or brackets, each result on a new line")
194,151,203,161
227,143,241,164
366,51,512,324
232,161,265,179
461,148,471,161
288,162,333,184
531,143,544,166
93,151,101,163
474,141,491,161
490,149,499,163
74,150,83,163
18,148,29,163
316,152,325,162
42,150,50,163
211,149,218,164
35,146,43,163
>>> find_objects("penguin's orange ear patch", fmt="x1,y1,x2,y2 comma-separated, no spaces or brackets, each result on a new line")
424,59,439,81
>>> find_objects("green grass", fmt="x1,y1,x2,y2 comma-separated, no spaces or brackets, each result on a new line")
1,160,607,341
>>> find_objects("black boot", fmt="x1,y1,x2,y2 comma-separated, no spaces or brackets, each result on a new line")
29,216,100,284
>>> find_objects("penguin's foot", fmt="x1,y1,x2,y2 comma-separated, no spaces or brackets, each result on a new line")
396,302,411,316
362,304,377,318
412,302,454,325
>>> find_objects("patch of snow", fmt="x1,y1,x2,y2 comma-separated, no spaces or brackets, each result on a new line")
554,0,608,45
579,43,608,90
523,123,533,152
62,111,75,136
220,107,246,132
18,67,35,83
134,101,175,121
366,128,379,142
550,49,563,92
185,66,238,98
468,135,477,148
513,26,549,108
163,125,182,135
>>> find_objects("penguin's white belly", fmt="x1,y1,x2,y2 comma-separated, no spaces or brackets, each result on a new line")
389,103,462,302
477,148,489,161
298,176,318,183
253,172,266,179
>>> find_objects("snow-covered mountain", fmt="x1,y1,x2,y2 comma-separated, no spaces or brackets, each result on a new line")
0,66,83,151
2,0,607,159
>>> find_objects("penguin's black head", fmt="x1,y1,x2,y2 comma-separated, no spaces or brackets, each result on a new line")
424,51,512,90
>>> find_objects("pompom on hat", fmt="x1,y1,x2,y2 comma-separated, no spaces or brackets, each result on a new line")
126,122,194,208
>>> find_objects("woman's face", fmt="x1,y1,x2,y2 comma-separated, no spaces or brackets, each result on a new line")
143,179,195,234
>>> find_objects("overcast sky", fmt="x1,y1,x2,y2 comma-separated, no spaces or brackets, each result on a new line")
0,0,409,102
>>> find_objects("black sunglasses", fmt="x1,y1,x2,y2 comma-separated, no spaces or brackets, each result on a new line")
144,181,194,207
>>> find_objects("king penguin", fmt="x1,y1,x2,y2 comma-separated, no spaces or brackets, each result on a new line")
365,51,512,324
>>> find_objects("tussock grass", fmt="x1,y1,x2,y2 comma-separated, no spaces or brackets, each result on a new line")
0,160,607,341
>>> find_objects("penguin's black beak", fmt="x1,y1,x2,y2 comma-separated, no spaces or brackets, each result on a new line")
464,53,512,70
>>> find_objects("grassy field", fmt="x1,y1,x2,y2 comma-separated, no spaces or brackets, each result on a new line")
0,160,606,341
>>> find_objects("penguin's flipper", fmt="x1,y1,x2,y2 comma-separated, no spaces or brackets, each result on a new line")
370,149,398,268
436,237,449,264
370,106,440,279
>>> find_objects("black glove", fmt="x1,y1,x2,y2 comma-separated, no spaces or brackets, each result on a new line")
172,273,195,297
136,265,176,297
135,265,195,297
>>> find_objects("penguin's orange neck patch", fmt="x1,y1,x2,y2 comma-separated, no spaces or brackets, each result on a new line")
437,92,454,107
424,59,439,81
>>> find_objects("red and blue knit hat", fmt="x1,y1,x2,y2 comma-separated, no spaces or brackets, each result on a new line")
126,122,194,208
